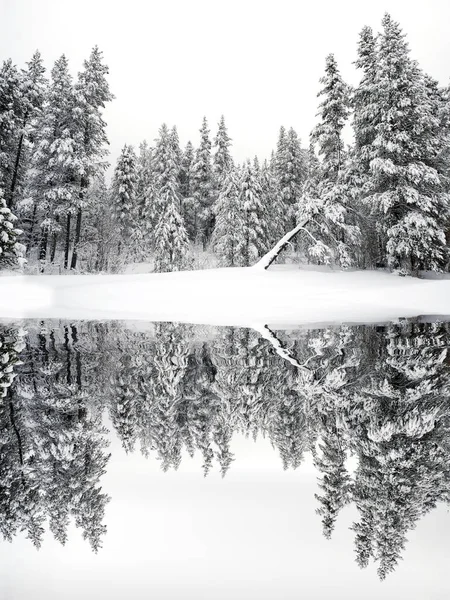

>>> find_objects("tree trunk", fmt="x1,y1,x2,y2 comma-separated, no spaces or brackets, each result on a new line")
253,218,310,270
50,233,57,263
38,227,49,273
50,216,59,263
8,131,25,209
70,208,83,270
27,202,37,256
64,326,72,385
64,213,71,270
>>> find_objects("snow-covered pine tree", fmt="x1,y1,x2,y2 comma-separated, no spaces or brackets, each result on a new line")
353,26,378,171
311,54,350,179
70,46,113,271
274,125,287,177
190,116,214,247
26,55,77,270
8,51,47,211
180,140,194,199
277,127,307,231
0,189,26,269
153,124,191,272
353,14,449,274
299,54,359,268
236,161,266,266
111,144,137,256
179,140,196,238
211,166,243,266
0,60,23,200
84,174,118,272
0,326,25,400
259,158,284,249
132,140,154,259
213,115,233,182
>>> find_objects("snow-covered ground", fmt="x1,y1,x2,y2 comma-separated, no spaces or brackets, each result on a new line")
1,264,450,327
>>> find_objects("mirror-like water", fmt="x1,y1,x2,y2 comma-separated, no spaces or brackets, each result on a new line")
1,319,449,598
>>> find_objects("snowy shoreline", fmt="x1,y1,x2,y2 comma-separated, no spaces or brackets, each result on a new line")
1,265,450,327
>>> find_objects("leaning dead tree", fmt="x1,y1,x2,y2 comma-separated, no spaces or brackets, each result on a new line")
253,218,310,270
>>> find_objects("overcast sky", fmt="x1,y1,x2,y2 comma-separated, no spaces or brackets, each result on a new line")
2,0,450,174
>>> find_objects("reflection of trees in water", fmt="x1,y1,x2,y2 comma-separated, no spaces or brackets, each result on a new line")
1,318,449,578
0,323,110,551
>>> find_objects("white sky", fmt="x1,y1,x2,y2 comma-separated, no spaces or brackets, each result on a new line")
2,0,450,174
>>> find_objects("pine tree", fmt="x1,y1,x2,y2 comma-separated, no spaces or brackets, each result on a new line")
312,54,350,178
353,26,378,170
26,55,77,270
111,144,137,255
259,159,284,249
191,116,214,247
277,127,307,230
0,189,25,269
180,140,194,199
132,140,155,259
353,14,449,274
153,125,191,272
179,140,196,238
70,46,113,271
211,167,243,266
84,174,118,272
236,161,266,266
8,51,47,210
299,54,359,268
0,59,23,200
213,115,233,182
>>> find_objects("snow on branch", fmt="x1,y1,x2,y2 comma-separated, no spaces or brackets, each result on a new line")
255,324,310,372
252,218,310,270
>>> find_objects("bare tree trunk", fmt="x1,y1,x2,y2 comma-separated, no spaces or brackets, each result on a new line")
253,218,310,270
70,208,83,270
8,131,25,209
50,232,58,263
38,227,49,273
50,216,59,263
27,202,37,256
64,213,71,270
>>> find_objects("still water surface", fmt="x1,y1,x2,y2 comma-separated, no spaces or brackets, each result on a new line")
0,318,449,599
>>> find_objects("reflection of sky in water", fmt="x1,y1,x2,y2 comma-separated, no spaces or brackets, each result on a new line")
1,319,450,599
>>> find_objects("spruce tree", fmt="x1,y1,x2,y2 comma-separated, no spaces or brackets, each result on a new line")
179,140,196,238
259,159,284,249
191,116,214,247
8,51,47,210
26,55,77,270
0,60,23,200
277,127,307,230
300,54,359,268
213,115,233,182
0,190,26,269
211,167,243,266
180,140,194,199
353,14,449,274
236,161,266,266
111,144,137,255
153,125,191,272
70,46,113,271
133,140,154,258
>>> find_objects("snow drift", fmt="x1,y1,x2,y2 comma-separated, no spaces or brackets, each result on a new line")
1,264,450,327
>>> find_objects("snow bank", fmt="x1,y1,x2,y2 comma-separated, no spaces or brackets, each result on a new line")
0,265,449,327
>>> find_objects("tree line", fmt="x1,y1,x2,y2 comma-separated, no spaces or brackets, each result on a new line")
1,318,450,579
0,13,449,275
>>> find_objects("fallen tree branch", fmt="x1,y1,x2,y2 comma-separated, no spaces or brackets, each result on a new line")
254,324,310,372
253,218,310,270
